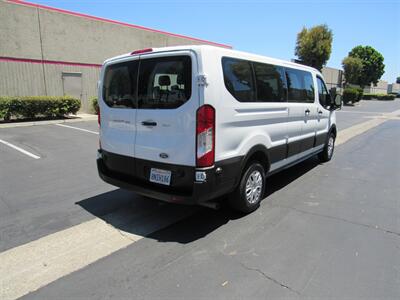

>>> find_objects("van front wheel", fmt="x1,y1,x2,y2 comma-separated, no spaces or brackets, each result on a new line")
318,132,335,162
229,162,265,213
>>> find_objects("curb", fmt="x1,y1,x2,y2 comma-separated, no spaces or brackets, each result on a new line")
0,115,98,129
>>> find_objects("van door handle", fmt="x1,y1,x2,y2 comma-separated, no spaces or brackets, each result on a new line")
141,121,157,126
305,109,310,115
318,110,323,115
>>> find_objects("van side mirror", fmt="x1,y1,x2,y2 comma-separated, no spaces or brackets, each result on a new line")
333,94,342,110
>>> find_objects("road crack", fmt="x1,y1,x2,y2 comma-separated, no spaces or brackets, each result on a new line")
115,228,137,242
275,205,400,238
239,261,301,295
103,221,137,242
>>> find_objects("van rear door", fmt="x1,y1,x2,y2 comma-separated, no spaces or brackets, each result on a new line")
134,51,198,169
100,58,138,177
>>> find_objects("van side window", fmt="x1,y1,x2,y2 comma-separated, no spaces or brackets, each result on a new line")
253,63,286,102
222,57,256,102
317,76,331,109
102,60,138,108
285,68,315,103
138,56,191,109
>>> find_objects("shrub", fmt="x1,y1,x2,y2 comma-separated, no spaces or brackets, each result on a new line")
91,97,99,114
0,97,12,120
363,93,374,100
342,87,359,104
355,87,363,102
362,93,395,101
0,96,80,121
377,94,395,101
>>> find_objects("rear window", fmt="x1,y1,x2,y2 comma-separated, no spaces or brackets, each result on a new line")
102,60,138,108
138,56,192,109
102,56,191,109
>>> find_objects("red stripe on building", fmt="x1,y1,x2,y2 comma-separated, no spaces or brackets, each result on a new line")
0,56,102,68
7,0,232,49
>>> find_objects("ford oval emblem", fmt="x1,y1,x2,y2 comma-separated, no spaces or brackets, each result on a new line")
159,153,169,159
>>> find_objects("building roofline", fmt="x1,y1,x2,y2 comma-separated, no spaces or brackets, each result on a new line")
7,0,232,49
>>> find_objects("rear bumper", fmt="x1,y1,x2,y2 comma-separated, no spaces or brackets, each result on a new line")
97,149,241,205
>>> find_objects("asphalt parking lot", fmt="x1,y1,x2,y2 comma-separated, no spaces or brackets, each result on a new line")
1,100,400,299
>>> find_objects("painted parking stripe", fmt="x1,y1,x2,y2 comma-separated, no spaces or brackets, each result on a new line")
336,109,400,146
337,110,385,114
0,139,40,159
0,205,196,300
1,109,400,300
55,123,99,135
336,118,386,146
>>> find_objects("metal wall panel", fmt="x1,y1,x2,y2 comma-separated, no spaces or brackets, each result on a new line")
0,1,42,59
0,61,100,112
322,66,344,91
2,1,226,65
0,61,46,96
43,64,100,112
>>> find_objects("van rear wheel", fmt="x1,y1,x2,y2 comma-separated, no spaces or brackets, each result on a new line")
229,162,265,213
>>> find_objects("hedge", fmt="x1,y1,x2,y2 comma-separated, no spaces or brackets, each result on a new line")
91,97,99,114
343,87,360,104
0,96,81,121
356,87,363,102
363,93,396,101
363,93,374,100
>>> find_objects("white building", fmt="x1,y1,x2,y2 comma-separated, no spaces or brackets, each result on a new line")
363,80,388,94
388,83,400,94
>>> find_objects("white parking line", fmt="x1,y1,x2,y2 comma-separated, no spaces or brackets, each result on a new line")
337,110,385,114
55,123,99,135
0,139,40,159
336,109,400,146
0,206,196,300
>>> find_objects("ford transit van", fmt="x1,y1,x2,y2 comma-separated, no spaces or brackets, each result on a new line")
97,45,341,213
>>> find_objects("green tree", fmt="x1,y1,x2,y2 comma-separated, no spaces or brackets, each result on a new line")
342,56,363,85
396,77,400,84
295,24,333,71
348,45,385,87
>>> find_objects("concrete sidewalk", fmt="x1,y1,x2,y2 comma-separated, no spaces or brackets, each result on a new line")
0,114,98,129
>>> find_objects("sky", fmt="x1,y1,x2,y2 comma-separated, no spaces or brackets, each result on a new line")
31,0,399,82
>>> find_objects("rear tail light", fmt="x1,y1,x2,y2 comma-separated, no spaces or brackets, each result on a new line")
196,105,215,167
97,108,101,126
98,108,101,149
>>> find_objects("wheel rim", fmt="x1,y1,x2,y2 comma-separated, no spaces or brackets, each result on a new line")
245,170,263,204
327,136,334,158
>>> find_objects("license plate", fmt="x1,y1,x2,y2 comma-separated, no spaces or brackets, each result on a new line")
149,168,171,186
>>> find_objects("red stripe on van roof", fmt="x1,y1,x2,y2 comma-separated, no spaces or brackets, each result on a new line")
0,56,102,68
7,0,232,49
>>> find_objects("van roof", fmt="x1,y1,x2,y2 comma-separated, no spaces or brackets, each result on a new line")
104,45,320,75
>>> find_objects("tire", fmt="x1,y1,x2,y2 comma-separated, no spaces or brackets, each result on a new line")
318,131,335,162
229,162,266,213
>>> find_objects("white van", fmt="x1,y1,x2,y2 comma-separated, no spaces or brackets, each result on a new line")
97,45,341,213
